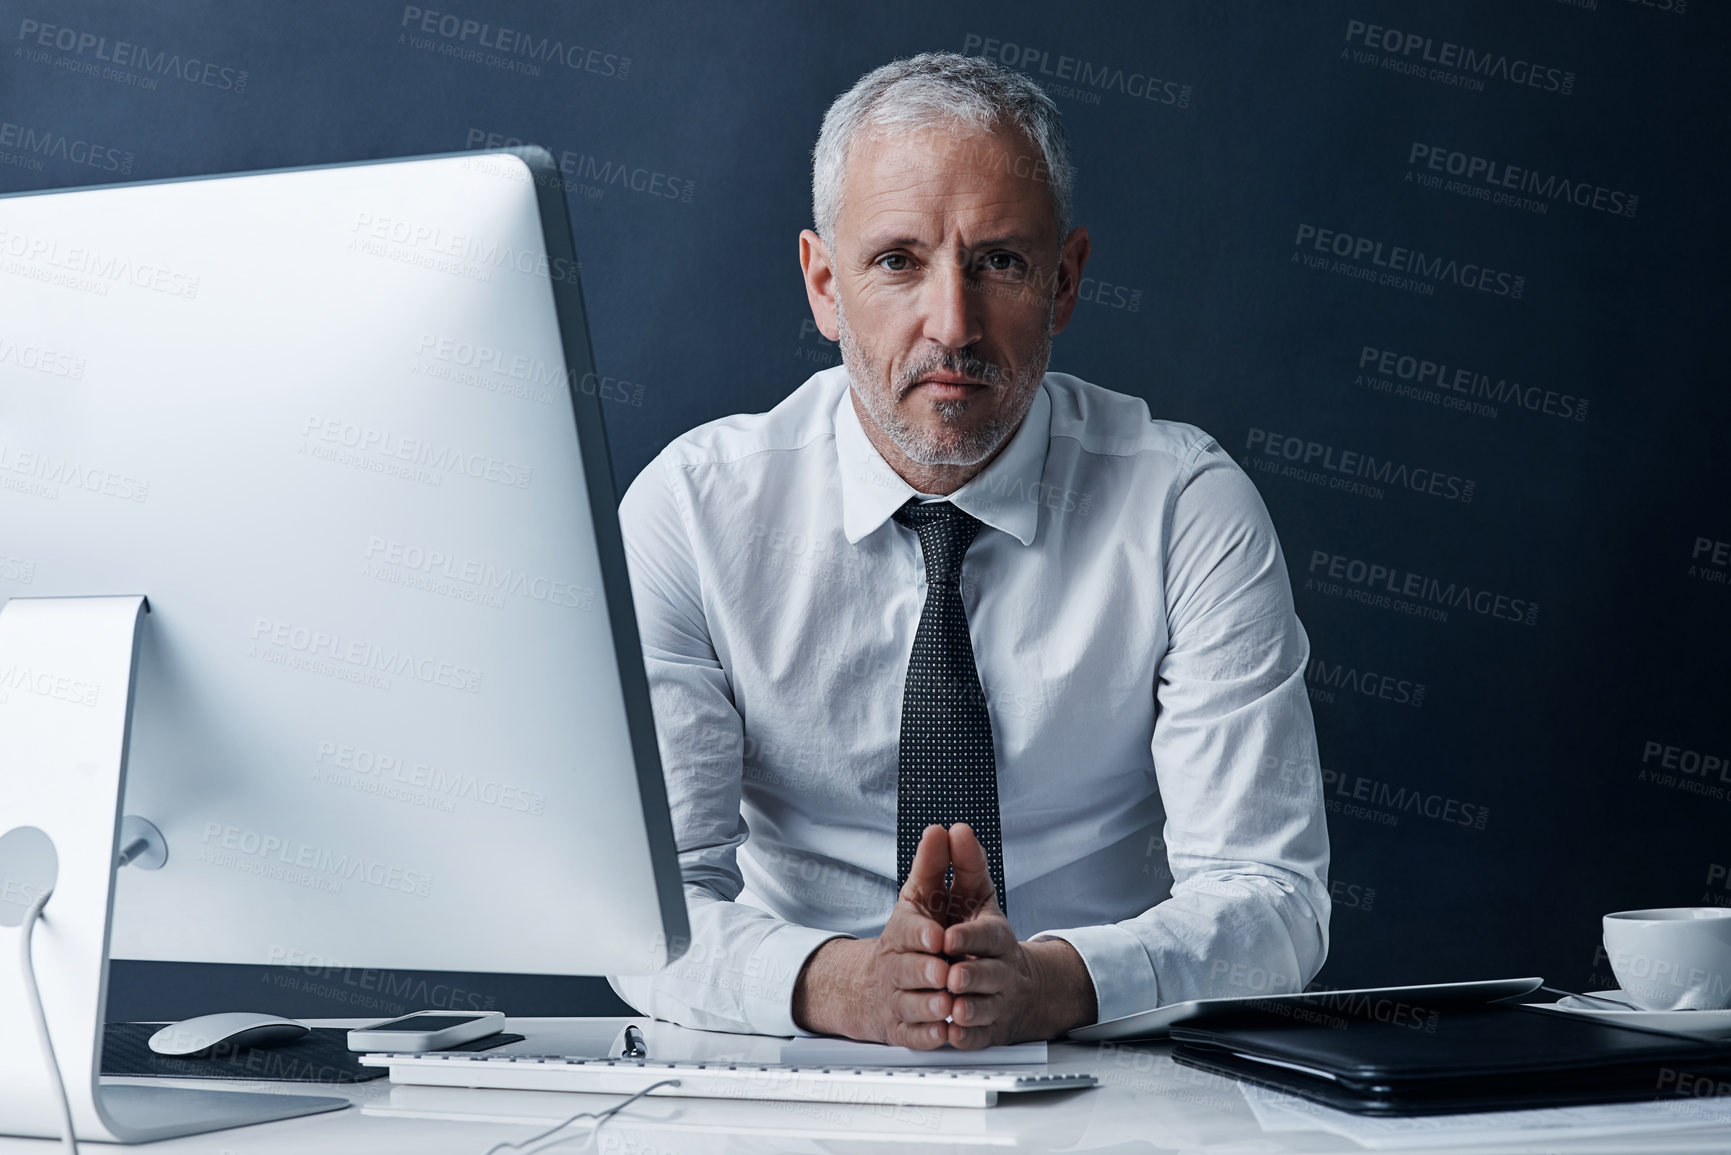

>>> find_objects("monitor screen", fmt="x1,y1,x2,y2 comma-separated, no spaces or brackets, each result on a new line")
0,150,686,978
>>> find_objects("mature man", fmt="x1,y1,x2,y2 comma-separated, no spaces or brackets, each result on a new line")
609,52,1328,1048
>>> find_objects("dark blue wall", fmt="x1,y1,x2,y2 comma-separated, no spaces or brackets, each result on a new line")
6,0,1724,1018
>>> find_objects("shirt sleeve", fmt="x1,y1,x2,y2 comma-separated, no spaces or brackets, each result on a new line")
1037,439,1331,1024
605,453,850,1036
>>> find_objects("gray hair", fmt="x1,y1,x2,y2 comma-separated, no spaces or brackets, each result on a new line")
811,52,1075,246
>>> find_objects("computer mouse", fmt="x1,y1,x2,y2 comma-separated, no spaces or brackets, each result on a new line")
147,1012,310,1056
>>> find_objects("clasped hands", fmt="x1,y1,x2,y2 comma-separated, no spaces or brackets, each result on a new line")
791,823,1097,1048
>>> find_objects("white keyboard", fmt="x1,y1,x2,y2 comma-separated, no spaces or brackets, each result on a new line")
359,1051,1097,1108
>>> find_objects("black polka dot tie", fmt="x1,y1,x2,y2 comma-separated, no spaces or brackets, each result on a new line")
893,499,1006,916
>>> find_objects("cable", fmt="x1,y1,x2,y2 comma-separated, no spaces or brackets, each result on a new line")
479,1078,679,1155
23,871,664,1155
21,889,79,1155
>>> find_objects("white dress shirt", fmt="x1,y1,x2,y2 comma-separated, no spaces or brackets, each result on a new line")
609,366,1329,1036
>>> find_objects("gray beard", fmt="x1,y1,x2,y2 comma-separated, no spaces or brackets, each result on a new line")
836,300,1050,469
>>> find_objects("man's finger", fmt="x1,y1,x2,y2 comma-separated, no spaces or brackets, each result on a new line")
901,824,951,915
945,955,1012,996
888,1019,949,1050
882,903,946,955
945,1022,1000,1050
944,912,1016,959
946,822,1001,920
890,951,949,991
950,992,1007,1028
892,988,953,1025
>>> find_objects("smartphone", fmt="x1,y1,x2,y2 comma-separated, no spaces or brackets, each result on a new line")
346,1010,505,1053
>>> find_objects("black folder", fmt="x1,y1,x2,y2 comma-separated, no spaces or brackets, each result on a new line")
1170,1003,1731,1115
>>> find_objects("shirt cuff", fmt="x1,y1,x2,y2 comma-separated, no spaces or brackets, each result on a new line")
1035,923,1158,1027
745,923,855,1038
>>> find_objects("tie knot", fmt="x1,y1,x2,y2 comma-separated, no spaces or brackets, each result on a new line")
894,500,981,583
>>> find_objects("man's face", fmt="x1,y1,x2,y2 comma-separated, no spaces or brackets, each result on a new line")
802,126,1089,474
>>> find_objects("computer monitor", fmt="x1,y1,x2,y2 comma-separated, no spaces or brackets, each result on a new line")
0,149,688,981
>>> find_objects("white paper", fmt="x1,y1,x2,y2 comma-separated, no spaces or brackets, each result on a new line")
1240,1084,1731,1149
779,1037,1048,1067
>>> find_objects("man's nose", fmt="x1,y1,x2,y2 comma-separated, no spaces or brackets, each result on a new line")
920,263,982,351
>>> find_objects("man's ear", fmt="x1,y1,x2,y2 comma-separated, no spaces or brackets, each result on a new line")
800,229,840,342
1049,225,1092,337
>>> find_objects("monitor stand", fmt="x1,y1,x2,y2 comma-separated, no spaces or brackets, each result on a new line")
0,596,347,1142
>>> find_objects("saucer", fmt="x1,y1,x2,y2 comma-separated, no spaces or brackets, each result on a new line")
1525,989,1731,1039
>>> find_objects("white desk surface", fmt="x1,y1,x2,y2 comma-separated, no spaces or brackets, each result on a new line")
5,1017,1730,1154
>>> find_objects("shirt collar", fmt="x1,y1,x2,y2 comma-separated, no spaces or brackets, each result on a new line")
835,379,1051,547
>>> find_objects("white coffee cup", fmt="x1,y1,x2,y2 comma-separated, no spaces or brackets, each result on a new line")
1603,908,1731,1011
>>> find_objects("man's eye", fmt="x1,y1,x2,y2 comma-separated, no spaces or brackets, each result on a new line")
877,254,913,272
981,252,1026,273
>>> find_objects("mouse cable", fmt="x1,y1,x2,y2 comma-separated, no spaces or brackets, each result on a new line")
21,889,79,1154
479,1078,680,1155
